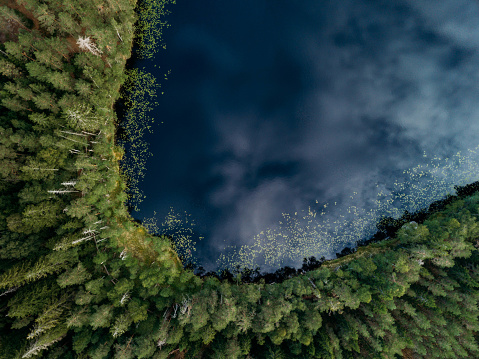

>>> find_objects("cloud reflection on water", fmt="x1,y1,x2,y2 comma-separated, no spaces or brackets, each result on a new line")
135,0,479,272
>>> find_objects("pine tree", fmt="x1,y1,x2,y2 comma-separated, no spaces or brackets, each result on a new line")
0,59,23,78
25,62,50,83
71,327,93,353
18,182,50,205
27,293,70,341
32,92,59,112
89,304,113,330
0,262,32,291
45,70,75,92
3,36,28,61
33,4,58,35
18,200,64,234
22,322,68,358
34,48,63,70
63,102,102,131
3,81,31,102
0,143,22,181
57,11,82,37
74,79,93,98
1,95,30,112
133,336,157,359
0,6,31,34
56,262,91,287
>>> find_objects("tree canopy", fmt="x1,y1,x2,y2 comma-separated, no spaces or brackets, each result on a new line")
1,0,479,358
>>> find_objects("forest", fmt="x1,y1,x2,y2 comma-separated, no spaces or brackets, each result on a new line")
1,0,479,358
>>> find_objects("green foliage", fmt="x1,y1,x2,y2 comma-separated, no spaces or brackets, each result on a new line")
56,262,91,288
135,0,176,59
7,281,59,319
133,336,157,359
87,339,113,359
72,328,92,354
84,277,106,296
110,313,132,339
127,298,149,323
1,0,479,358
89,305,113,330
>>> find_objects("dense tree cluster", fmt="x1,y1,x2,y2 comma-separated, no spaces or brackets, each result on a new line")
1,1,479,358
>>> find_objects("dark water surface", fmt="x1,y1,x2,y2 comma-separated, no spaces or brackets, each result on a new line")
128,0,479,272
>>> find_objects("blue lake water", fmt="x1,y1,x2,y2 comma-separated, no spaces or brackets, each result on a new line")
125,0,479,272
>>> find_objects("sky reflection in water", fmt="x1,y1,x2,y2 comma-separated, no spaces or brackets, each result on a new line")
129,0,479,272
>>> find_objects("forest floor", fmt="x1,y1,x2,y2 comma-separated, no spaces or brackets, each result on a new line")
0,0,40,42
0,16,17,43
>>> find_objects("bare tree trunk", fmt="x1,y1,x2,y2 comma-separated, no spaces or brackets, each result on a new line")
24,167,59,171
58,134,87,145
61,181,77,187
59,130,88,137
48,189,79,194
115,28,123,42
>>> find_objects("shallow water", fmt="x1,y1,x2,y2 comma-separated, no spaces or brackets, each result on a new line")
127,0,479,272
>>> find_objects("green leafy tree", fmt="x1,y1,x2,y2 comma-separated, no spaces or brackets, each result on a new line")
57,11,82,37
56,262,92,288
89,304,113,330
7,200,63,234
33,4,57,35
0,6,31,34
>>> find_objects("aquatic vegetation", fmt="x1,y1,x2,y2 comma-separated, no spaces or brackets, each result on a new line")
120,1,479,272
135,0,176,59
118,0,176,211
218,146,479,270
118,67,159,211
2,0,479,358
137,143,479,272
142,208,200,267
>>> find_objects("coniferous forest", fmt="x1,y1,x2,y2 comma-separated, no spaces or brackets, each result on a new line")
1,0,479,358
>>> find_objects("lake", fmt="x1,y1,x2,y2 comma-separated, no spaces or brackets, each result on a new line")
125,0,479,272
